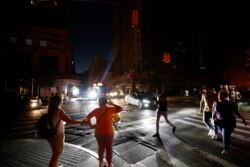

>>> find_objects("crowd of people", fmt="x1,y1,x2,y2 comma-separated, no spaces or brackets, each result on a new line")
199,87,247,155
43,85,247,167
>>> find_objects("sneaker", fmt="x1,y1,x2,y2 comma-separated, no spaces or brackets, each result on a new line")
221,150,228,155
172,127,176,133
108,163,114,167
100,159,107,167
152,133,159,137
208,129,214,136
212,133,218,140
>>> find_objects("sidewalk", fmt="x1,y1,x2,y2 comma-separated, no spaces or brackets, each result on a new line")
0,138,165,167
0,137,186,167
0,139,100,167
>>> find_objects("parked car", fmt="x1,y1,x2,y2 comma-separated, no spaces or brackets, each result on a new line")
19,96,43,111
0,91,42,111
125,91,157,109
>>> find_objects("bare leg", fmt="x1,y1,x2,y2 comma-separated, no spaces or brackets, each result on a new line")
161,112,176,133
48,133,64,167
155,111,161,133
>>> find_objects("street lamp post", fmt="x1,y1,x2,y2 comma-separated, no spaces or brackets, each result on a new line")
31,79,34,97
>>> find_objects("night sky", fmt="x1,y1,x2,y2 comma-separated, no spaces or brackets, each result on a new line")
68,2,114,73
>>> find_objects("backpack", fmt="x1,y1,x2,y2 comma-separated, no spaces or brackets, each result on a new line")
35,114,60,139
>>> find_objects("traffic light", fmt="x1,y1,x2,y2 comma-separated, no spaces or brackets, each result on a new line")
163,52,171,63
132,9,139,27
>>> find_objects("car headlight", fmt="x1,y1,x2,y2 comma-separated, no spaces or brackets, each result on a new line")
30,102,38,108
30,100,38,108
142,99,150,104
88,91,97,99
110,91,118,97
30,99,38,103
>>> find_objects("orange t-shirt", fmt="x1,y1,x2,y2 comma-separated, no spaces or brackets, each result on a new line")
87,105,122,134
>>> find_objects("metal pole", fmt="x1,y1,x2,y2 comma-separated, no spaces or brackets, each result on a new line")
31,79,34,97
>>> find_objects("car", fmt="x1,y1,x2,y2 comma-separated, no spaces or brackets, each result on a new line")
0,91,43,111
19,96,43,111
28,96,43,109
125,91,157,109
106,89,124,98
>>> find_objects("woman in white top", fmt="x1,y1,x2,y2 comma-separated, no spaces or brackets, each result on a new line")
47,94,86,167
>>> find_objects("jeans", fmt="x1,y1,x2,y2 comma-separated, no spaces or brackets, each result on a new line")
203,111,214,130
219,120,236,151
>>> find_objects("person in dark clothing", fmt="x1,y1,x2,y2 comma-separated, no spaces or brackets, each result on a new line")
152,94,176,137
214,90,247,155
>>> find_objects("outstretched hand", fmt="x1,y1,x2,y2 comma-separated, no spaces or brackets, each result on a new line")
81,119,89,126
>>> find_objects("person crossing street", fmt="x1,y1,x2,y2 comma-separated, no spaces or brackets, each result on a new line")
152,94,176,137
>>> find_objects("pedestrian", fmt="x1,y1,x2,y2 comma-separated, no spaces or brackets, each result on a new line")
214,90,247,155
47,94,87,167
211,99,222,140
235,88,242,104
199,88,217,136
152,94,176,137
85,96,123,167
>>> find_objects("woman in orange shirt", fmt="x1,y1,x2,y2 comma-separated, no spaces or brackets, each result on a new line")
85,96,122,167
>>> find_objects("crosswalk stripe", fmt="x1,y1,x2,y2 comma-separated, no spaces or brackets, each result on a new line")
176,119,250,142
183,117,249,133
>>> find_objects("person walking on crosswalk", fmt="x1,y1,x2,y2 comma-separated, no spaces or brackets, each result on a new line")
199,88,217,136
152,94,176,137
214,90,247,155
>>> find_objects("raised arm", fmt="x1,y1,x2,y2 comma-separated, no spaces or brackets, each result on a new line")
106,96,123,113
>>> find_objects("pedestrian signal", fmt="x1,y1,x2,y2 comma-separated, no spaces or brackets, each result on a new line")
163,52,171,63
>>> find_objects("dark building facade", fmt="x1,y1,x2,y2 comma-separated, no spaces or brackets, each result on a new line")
112,0,200,94
111,0,250,94
0,0,76,96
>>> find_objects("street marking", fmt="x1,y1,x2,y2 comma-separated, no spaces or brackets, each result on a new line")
65,143,99,159
176,119,250,142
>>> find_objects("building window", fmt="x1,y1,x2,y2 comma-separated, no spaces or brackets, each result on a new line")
39,56,59,74
9,36,17,43
40,40,47,47
25,38,33,45
53,40,60,47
